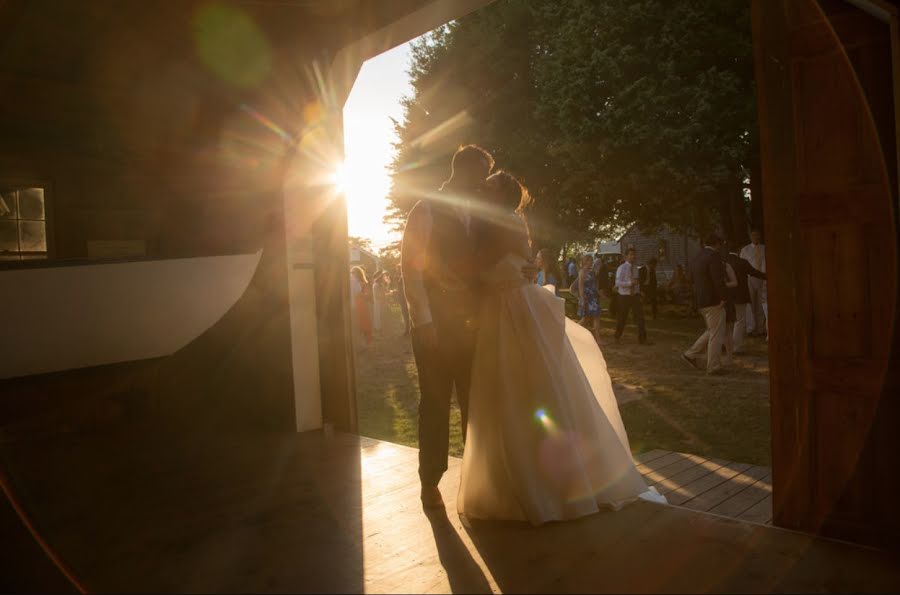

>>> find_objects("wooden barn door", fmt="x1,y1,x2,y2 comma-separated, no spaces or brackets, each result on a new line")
753,0,900,547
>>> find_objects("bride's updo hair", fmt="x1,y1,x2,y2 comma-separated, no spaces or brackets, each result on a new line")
484,170,534,252
486,170,533,215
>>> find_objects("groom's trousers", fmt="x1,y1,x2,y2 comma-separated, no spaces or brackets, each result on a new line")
411,296,478,488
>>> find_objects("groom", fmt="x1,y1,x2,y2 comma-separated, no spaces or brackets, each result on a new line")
401,144,495,509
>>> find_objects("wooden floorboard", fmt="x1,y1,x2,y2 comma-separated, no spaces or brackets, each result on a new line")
634,451,685,472
640,453,713,487
664,461,754,507
628,451,776,524
5,432,899,593
632,449,669,465
738,494,774,525
651,457,729,496
679,465,771,514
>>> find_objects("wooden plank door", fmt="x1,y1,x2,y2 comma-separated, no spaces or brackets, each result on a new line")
752,0,900,547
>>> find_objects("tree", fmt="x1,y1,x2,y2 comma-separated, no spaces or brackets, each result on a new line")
386,4,594,257
532,0,756,245
378,240,401,274
386,0,758,251
348,235,372,251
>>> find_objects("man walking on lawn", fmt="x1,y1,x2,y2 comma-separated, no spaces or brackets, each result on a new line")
683,234,728,374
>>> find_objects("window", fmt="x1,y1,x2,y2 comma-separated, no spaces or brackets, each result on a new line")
0,185,48,260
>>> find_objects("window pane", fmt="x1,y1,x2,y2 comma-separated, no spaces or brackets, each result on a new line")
19,220,46,252
0,220,18,252
0,191,16,220
18,187,45,220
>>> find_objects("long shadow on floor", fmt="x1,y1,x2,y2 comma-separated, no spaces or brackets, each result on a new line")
424,507,491,594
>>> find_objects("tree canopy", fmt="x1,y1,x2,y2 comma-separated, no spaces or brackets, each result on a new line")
386,0,757,254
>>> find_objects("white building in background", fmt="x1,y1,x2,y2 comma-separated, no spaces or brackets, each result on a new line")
349,244,380,273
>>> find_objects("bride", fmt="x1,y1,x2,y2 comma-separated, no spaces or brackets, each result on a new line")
457,171,665,525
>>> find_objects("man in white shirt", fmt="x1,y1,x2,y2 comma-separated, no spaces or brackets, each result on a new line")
614,247,651,344
739,229,766,336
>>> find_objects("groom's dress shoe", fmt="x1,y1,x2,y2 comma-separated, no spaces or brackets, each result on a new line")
421,486,444,510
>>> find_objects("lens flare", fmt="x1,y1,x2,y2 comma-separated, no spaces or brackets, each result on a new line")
193,1,271,88
240,103,292,143
535,408,559,434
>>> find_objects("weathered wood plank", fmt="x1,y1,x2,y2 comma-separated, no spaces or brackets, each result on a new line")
640,455,706,486
651,457,730,496
634,449,670,464
634,451,690,473
680,466,771,512
664,462,754,506
708,475,773,519
736,495,774,525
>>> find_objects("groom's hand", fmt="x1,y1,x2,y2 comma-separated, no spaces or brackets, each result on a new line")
416,323,438,350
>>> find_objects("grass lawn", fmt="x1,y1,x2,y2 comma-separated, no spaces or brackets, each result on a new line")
353,298,771,466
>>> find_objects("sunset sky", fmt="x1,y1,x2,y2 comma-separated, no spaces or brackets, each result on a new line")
341,41,414,251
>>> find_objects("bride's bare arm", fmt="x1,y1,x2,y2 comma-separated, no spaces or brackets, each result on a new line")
505,215,532,260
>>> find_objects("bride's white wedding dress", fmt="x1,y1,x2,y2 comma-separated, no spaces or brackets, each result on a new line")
458,252,666,524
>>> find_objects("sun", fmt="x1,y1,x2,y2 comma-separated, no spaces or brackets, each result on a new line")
329,156,393,247
330,161,350,194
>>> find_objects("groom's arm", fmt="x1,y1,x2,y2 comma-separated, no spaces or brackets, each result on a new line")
401,201,433,329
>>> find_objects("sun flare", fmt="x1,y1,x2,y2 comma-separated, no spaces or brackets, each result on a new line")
330,154,393,246
330,161,350,194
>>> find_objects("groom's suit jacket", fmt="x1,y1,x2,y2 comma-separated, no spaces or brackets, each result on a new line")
401,194,479,332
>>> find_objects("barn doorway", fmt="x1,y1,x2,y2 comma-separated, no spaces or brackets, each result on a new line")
322,0,900,547
335,0,775,525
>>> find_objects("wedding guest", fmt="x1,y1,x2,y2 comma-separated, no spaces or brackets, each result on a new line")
535,248,561,295
725,241,766,354
723,256,739,365
667,264,689,303
595,257,611,298
740,228,767,336
350,266,373,346
393,265,411,337
577,253,602,344
614,248,651,344
608,254,623,317
640,257,659,320
682,235,727,374
372,270,389,334
567,258,578,286
591,253,604,279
